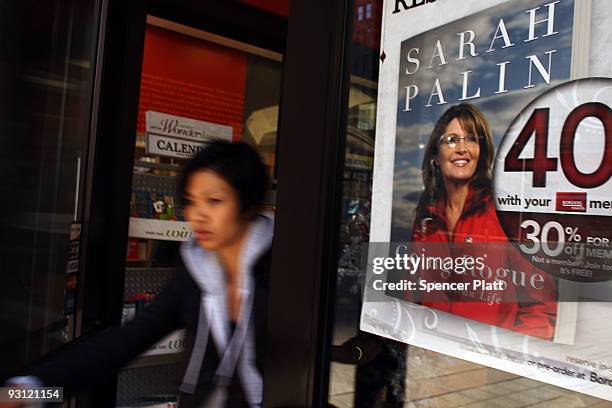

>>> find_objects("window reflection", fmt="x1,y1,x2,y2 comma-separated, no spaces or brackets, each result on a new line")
328,0,612,407
0,0,100,379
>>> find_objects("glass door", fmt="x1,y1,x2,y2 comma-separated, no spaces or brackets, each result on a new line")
0,0,103,380
114,17,283,407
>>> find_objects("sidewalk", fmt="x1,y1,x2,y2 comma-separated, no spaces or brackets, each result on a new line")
329,347,612,407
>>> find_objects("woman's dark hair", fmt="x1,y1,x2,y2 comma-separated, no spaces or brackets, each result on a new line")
415,103,494,224
179,140,268,215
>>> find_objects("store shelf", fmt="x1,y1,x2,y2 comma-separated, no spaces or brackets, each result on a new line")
134,160,183,172
126,350,187,369
128,218,192,241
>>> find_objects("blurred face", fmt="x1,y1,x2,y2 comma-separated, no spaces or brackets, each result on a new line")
434,118,480,184
183,170,248,251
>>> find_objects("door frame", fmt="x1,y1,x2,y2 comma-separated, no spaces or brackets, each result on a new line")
85,0,353,406
264,0,353,406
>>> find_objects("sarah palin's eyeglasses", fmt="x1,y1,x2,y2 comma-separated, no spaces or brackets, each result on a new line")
438,134,480,149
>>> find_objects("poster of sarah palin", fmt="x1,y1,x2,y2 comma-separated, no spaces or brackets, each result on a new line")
362,0,612,401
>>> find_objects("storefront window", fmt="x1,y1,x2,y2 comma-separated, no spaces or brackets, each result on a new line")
329,0,612,407
0,0,102,379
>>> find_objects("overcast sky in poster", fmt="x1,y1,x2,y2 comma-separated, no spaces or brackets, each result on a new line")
391,0,574,241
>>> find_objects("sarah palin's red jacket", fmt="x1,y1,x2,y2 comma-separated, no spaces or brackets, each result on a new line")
411,188,557,340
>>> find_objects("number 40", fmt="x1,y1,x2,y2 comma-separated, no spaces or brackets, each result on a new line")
504,102,612,188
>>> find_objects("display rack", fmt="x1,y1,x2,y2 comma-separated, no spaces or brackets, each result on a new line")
132,171,178,193
123,267,175,299
116,164,186,407
116,361,184,407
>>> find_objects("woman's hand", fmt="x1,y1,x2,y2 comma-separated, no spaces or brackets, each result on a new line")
1,382,37,408
0,385,26,408
0,402,24,408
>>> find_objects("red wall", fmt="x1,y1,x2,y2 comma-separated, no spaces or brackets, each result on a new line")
239,0,289,17
137,26,247,140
